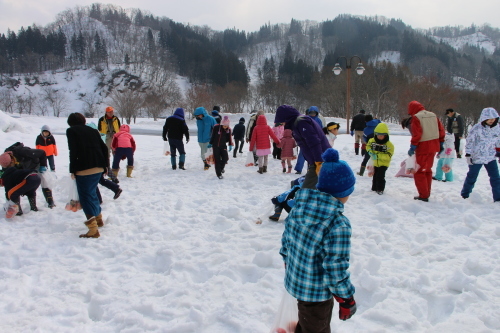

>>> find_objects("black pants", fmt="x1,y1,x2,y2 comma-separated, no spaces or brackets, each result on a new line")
301,164,317,190
169,138,186,157
272,142,282,159
234,139,244,154
213,147,228,177
296,298,333,333
9,174,41,202
372,166,388,192
454,133,461,155
361,152,370,167
96,173,120,202
47,155,55,171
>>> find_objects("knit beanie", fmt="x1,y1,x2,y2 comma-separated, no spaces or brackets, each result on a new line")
222,116,231,126
213,106,221,112
0,152,13,168
316,148,355,198
239,117,245,123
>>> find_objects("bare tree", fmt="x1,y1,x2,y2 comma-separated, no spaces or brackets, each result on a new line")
42,86,70,117
0,89,16,113
185,84,213,117
36,98,50,116
81,91,101,117
107,88,144,124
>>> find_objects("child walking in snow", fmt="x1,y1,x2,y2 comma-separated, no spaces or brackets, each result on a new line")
208,116,234,179
111,124,136,179
461,107,500,201
279,129,296,173
433,133,456,182
366,123,394,195
249,115,280,174
35,125,58,171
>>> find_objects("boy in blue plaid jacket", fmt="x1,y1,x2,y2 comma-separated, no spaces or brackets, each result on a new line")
280,148,356,332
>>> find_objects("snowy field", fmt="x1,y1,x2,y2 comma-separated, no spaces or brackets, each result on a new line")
0,111,499,332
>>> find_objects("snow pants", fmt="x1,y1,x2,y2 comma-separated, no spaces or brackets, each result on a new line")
413,153,435,199
461,160,500,201
295,298,334,333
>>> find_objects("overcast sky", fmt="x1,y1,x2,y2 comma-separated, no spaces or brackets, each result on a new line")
1,0,499,34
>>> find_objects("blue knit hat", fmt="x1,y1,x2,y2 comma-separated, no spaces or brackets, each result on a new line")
316,148,355,198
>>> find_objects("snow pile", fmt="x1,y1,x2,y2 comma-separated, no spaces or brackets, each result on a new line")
0,113,499,332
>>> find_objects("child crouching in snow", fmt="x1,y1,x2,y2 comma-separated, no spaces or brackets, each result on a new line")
433,133,456,182
280,148,356,332
366,123,394,195
111,124,136,179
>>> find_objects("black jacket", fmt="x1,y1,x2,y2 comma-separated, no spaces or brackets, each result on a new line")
446,113,464,136
232,122,246,140
66,125,109,174
1,166,38,199
5,142,47,170
210,124,233,148
351,113,367,131
162,116,189,141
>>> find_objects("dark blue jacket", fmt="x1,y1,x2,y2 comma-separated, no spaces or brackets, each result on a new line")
363,119,381,143
232,119,246,141
163,108,190,141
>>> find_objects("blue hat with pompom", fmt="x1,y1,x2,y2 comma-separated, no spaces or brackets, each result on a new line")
316,148,355,198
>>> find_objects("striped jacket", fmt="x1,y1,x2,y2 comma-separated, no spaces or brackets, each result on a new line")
280,188,355,302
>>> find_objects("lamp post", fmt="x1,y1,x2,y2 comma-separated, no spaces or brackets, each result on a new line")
332,56,365,134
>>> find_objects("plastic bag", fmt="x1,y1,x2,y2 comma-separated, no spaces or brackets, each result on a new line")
4,200,19,219
366,158,374,177
269,289,298,333
459,138,465,156
395,160,414,178
163,142,171,156
245,151,254,167
441,157,453,173
205,148,215,165
405,155,420,175
65,179,82,212
40,171,55,188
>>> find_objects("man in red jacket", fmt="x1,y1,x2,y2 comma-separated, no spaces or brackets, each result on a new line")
407,101,445,202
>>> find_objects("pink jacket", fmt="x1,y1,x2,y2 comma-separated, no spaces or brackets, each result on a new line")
279,129,296,158
112,125,136,152
249,115,280,151
272,125,284,140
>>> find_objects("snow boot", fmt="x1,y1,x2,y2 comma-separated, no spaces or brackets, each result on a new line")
96,213,104,228
113,188,122,200
203,160,210,170
269,205,282,221
263,166,267,173
126,166,133,178
361,144,366,156
354,143,360,155
287,167,292,173
79,216,100,238
257,167,263,174
357,166,365,176
28,195,38,212
283,167,286,173
179,154,186,170
111,169,120,182
171,156,177,170
42,188,55,208
108,169,119,184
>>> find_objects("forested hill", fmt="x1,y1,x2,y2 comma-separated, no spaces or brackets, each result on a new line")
0,3,499,125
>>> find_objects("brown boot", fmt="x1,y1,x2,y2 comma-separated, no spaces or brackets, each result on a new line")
112,168,120,180
126,166,133,178
257,167,263,174
95,213,104,227
79,216,100,238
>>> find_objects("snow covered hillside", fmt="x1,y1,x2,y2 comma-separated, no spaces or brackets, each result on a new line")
430,31,497,54
0,112,499,332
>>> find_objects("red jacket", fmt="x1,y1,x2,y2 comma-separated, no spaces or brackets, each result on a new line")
408,101,445,154
249,115,280,151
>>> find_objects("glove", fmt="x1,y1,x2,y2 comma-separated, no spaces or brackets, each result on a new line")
163,138,168,142
207,144,212,148
408,145,417,156
350,131,354,136
369,152,377,160
39,166,47,173
333,295,357,321
466,154,473,165
228,145,233,152
315,162,322,175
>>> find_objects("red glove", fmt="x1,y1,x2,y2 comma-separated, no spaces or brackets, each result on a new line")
333,295,356,321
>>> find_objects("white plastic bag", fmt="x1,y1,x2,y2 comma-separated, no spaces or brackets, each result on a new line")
245,151,254,167
268,290,298,333
163,141,170,156
40,171,55,188
366,158,374,177
205,148,215,165
459,138,465,156
64,179,81,212
405,154,419,174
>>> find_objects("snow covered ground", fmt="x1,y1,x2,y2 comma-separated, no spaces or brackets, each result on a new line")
0,111,499,332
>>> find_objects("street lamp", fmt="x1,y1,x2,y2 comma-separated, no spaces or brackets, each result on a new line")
332,56,365,134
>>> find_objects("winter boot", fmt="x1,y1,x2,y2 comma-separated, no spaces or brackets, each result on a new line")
113,188,123,200
269,205,282,221
79,216,100,238
28,196,38,212
257,167,264,174
111,169,120,183
108,169,119,184
42,188,56,208
126,166,133,178
354,143,360,155
203,160,210,170
357,166,365,176
263,166,267,173
287,167,292,173
283,167,286,173
171,156,177,170
179,154,186,170
95,213,104,227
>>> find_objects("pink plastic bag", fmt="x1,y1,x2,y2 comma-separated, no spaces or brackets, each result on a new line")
269,290,298,333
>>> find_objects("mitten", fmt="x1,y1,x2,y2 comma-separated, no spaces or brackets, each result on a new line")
207,144,212,148
408,145,417,156
228,145,233,152
350,131,354,136
445,148,453,155
333,295,357,321
39,166,47,173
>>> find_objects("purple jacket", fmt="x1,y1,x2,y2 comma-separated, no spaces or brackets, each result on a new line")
274,105,331,164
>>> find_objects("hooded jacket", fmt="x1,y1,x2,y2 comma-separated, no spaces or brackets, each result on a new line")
307,106,324,128
280,188,355,302
274,105,331,164
408,101,445,154
112,125,136,152
232,118,246,141
279,129,297,158
366,123,394,167
211,110,221,124
194,107,217,143
163,108,190,141
465,107,500,164
363,119,382,143
249,115,280,151
35,125,58,157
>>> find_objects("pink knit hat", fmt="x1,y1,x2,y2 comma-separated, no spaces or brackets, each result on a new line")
221,116,230,126
0,152,13,168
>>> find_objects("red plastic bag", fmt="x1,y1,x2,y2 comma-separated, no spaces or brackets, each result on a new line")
269,290,298,333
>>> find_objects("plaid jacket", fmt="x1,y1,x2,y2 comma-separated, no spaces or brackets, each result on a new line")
280,188,355,302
